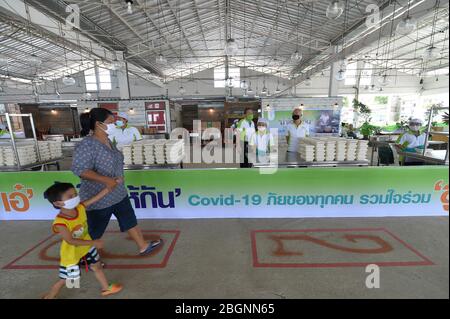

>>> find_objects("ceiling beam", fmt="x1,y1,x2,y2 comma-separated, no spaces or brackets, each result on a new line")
20,0,164,78
163,0,201,65
0,0,165,87
281,0,449,94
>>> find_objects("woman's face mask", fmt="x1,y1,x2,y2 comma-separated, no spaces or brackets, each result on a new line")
100,122,116,136
63,196,80,209
409,125,420,132
115,120,125,127
292,115,301,121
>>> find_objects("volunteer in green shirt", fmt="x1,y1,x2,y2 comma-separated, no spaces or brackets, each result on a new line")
395,118,426,166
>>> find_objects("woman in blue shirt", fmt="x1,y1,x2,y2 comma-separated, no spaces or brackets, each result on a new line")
73,108,161,255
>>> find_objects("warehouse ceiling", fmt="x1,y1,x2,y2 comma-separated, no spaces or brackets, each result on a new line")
0,0,449,89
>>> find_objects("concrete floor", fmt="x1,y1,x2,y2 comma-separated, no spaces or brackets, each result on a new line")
0,216,448,299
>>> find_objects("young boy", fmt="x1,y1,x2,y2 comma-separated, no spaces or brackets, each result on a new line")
249,118,276,163
43,182,123,299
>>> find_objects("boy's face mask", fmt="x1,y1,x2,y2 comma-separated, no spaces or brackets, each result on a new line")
258,126,266,132
63,196,80,209
409,125,420,132
116,120,125,127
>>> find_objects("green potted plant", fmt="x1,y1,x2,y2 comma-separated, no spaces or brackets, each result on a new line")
442,112,449,134
353,99,372,122
359,122,380,140
353,99,379,139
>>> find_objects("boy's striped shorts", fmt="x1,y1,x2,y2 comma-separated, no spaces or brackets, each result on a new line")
59,247,100,280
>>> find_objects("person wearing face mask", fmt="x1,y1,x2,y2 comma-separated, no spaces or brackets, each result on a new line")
236,107,256,168
249,118,275,163
395,118,426,166
42,182,123,298
109,112,142,149
286,107,310,153
72,108,161,257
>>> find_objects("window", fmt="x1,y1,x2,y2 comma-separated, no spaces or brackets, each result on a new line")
360,63,373,86
84,67,112,91
214,67,240,88
344,62,357,86
344,62,372,87
84,68,97,91
98,68,112,90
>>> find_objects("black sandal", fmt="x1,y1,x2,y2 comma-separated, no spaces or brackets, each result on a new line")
139,239,163,256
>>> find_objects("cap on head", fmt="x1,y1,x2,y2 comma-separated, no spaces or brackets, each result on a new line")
257,118,268,126
409,118,422,126
118,112,129,121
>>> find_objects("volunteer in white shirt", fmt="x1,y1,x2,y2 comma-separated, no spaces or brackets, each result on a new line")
250,118,275,164
236,108,256,168
395,118,426,166
109,112,143,149
286,108,310,153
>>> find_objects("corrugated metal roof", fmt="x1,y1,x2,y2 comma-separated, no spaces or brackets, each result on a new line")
0,0,448,85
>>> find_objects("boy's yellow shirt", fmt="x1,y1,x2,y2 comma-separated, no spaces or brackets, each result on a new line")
52,204,92,267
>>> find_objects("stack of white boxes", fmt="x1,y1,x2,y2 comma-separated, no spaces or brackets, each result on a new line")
143,140,157,165
0,141,62,167
314,140,325,162
334,138,347,161
345,140,358,162
0,144,37,166
317,137,336,161
122,145,133,165
299,137,326,161
38,141,52,161
48,141,63,159
37,141,62,161
121,140,185,166
154,140,168,164
165,140,185,164
356,140,369,161
325,139,336,161
345,139,359,161
297,137,369,162
298,143,315,162
132,142,145,165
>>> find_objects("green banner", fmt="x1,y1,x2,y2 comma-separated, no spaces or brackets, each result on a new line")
0,167,448,220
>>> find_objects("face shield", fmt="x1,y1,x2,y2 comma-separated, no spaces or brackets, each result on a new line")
409,121,422,132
